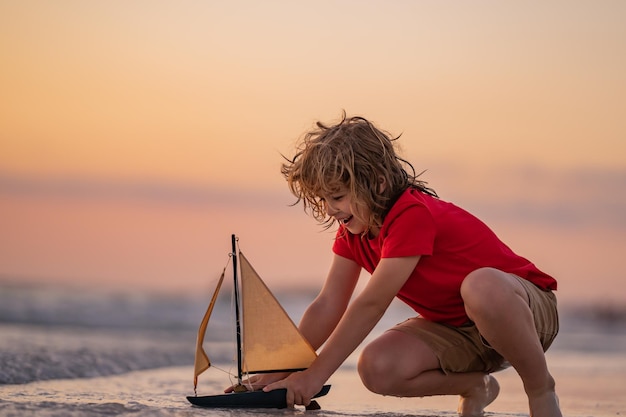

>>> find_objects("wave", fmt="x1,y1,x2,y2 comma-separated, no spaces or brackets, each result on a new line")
0,281,230,384
0,279,319,332
0,322,239,385
3,280,624,331
1,280,625,386
0,281,207,331
0,281,309,385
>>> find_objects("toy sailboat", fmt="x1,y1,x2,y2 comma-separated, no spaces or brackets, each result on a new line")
187,234,331,409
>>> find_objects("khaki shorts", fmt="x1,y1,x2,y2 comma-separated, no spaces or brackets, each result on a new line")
391,275,559,374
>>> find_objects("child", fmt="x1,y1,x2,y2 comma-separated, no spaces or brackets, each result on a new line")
260,114,561,416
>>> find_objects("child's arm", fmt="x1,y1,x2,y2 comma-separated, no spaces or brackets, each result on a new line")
298,254,362,350
265,255,421,406
225,254,361,393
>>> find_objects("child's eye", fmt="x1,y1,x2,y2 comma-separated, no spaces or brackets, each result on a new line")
331,195,344,201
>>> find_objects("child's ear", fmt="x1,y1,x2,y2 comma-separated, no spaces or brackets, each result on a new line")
378,176,387,193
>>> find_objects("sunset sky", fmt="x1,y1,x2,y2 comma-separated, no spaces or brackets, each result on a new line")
1,1,625,307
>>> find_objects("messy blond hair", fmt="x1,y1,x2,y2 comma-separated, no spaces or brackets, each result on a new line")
281,113,436,233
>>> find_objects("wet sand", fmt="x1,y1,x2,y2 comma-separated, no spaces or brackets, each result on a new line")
2,350,624,417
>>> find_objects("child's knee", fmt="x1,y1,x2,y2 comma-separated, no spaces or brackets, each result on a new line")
357,345,396,394
461,268,522,320
463,268,523,299
461,267,501,302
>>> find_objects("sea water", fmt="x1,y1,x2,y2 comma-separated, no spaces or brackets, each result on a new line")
0,281,625,417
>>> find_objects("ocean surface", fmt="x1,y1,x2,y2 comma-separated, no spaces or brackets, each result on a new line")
0,280,625,417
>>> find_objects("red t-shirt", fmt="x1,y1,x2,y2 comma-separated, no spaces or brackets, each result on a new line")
332,188,557,326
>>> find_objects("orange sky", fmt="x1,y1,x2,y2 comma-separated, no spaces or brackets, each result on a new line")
1,1,625,306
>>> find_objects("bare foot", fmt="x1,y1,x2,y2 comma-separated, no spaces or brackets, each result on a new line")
457,374,499,417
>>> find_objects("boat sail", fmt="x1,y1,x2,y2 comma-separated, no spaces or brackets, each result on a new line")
187,234,331,409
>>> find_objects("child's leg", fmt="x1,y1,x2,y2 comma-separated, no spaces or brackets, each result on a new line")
460,268,561,417
357,328,499,416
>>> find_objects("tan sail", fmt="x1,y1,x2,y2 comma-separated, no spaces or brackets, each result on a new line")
193,267,226,391
239,252,317,374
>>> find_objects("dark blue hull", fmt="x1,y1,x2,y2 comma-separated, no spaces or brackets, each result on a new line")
187,384,331,409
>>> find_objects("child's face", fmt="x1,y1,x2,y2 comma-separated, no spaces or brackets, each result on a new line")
321,186,369,235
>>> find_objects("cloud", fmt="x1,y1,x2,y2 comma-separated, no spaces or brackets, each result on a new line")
1,165,625,230
0,173,289,210
415,163,626,231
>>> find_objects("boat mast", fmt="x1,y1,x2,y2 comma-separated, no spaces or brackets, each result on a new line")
231,234,244,385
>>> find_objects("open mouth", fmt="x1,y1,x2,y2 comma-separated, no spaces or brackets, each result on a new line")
341,216,353,225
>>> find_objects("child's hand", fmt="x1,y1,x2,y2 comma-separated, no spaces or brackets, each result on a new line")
263,369,324,408
224,372,290,393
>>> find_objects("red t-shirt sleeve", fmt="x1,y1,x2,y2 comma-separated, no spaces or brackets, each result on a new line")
380,203,436,258
332,197,438,262
332,228,356,261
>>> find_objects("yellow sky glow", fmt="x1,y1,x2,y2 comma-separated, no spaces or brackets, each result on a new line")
1,1,625,304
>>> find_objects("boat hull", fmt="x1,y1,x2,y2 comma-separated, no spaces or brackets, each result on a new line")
187,384,331,409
